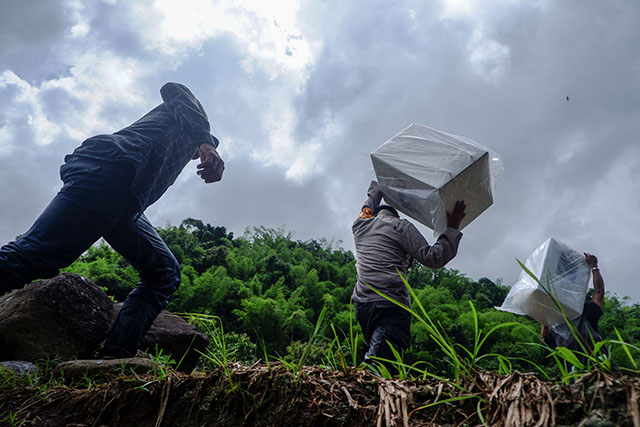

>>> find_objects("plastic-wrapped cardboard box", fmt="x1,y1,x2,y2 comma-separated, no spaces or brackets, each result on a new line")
497,238,591,327
371,123,502,233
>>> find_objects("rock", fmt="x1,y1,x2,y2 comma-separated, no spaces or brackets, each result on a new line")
112,303,209,373
54,357,156,381
0,361,38,375
0,273,114,361
0,273,207,371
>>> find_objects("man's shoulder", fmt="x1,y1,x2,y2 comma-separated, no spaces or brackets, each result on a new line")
352,215,372,227
369,214,418,236
352,215,418,232
353,214,406,235
393,217,418,234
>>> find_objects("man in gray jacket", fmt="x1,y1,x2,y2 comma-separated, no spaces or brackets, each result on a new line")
352,180,465,374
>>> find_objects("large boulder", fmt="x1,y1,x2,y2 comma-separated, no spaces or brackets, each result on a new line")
111,303,210,372
0,273,209,372
0,273,114,361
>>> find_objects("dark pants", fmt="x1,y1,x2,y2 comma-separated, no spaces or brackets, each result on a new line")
355,300,411,375
0,159,181,357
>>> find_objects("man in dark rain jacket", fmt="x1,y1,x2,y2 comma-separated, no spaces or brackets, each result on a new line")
541,253,605,360
0,82,224,358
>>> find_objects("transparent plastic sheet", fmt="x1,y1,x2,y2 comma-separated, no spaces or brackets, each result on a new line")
371,123,503,234
496,238,591,327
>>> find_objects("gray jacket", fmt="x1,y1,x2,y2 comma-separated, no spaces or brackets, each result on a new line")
351,181,462,307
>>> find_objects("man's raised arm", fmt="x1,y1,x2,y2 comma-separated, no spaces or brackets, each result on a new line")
357,180,383,218
585,252,604,309
399,200,466,269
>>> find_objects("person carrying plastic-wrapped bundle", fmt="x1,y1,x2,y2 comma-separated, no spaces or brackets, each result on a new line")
0,82,225,359
540,253,605,357
351,180,466,375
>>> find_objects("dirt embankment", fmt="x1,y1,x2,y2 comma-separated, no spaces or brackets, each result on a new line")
2,364,639,426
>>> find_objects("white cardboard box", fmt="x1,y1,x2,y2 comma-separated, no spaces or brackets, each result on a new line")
371,123,501,233
497,238,591,327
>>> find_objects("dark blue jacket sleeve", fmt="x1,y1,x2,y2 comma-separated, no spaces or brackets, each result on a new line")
160,82,219,148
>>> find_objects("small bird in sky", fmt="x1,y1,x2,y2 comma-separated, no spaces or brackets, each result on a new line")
566,96,570,101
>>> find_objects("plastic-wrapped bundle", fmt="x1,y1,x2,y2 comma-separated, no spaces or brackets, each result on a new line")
496,238,591,327
371,123,502,234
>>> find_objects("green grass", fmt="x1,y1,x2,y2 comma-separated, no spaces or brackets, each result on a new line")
178,312,239,390
364,272,528,384
517,259,639,383
3,259,638,426
325,302,360,373
275,306,329,377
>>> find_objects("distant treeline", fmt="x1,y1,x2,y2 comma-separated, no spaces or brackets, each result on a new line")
64,218,640,376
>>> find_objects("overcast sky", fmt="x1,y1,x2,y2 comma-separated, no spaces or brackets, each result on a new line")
1,0,639,303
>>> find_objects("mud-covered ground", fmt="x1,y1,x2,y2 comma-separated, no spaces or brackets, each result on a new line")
1,364,639,426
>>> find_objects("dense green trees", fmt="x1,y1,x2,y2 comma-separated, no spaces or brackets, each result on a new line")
64,218,640,376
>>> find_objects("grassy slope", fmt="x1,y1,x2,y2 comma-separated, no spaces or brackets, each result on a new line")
2,364,639,426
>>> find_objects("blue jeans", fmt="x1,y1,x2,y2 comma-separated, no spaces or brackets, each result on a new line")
0,159,181,357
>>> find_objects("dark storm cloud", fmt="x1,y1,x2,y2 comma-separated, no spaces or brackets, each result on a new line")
0,0,77,82
39,86,85,123
284,0,640,300
148,35,277,153
147,156,345,247
0,139,67,243
1,0,639,303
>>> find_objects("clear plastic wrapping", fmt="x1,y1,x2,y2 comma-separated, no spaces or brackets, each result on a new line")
371,123,503,233
496,238,591,327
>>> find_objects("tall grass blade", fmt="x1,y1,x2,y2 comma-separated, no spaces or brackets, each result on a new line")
613,328,639,370
295,306,328,374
